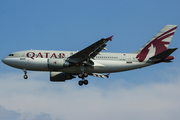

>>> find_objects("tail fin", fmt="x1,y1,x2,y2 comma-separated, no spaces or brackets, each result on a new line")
134,25,178,62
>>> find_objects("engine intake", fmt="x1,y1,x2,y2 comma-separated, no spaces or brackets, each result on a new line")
50,72,76,82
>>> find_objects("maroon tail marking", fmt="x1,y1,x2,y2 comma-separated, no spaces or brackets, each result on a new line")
136,26,177,62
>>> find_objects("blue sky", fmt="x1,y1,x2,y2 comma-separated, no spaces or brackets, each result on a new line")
0,0,180,120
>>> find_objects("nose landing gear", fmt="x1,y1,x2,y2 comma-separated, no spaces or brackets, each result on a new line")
24,74,28,79
23,69,28,79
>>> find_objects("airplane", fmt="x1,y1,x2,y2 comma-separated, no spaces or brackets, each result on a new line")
2,25,178,86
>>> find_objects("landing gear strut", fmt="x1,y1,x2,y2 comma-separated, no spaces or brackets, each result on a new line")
23,69,28,79
78,64,89,86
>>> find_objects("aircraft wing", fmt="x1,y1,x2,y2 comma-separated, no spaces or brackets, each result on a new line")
68,36,113,63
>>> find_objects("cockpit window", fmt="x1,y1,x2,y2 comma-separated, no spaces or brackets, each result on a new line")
9,54,14,56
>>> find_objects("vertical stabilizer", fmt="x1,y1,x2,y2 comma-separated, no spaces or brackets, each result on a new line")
134,25,178,62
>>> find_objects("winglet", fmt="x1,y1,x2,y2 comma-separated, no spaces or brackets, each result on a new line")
107,35,113,41
105,73,110,78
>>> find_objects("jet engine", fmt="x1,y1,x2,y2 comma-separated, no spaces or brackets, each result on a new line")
48,59,71,70
50,72,76,82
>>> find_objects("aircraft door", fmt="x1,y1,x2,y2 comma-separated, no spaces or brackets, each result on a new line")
20,52,25,57
19,52,28,68
126,55,132,63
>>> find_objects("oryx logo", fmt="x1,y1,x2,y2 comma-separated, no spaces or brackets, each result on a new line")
136,26,177,62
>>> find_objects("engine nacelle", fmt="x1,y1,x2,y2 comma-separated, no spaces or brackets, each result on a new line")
50,72,76,82
48,59,71,70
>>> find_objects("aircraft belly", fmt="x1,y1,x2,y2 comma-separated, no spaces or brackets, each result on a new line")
92,60,152,73
62,60,152,74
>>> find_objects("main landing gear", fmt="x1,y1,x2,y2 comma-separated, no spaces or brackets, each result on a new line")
78,73,88,86
23,69,28,79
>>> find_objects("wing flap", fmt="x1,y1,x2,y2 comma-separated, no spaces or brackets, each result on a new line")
91,73,110,79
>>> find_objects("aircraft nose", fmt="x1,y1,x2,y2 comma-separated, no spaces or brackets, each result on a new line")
2,57,20,68
2,58,6,64
2,57,9,65
2,57,10,65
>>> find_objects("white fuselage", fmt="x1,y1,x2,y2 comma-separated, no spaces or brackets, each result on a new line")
2,50,153,74
2,25,177,86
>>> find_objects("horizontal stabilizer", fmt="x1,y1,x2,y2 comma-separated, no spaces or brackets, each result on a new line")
149,48,177,62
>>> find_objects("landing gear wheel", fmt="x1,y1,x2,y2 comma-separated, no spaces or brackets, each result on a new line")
84,80,88,85
78,73,88,78
84,73,88,77
78,80,84,86
78,73,83,78
24,75,28,79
